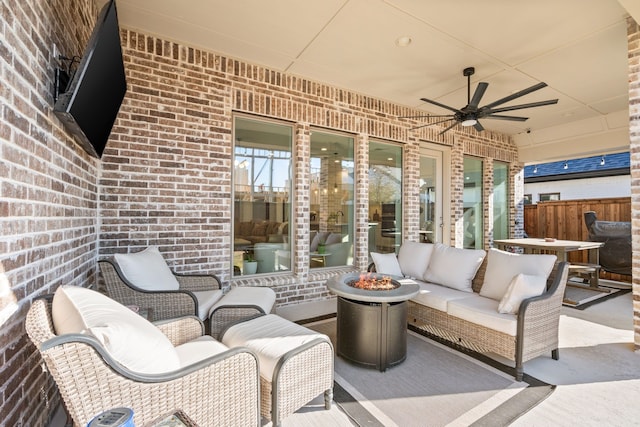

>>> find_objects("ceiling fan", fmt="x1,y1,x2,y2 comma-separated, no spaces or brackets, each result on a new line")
401,67,558,134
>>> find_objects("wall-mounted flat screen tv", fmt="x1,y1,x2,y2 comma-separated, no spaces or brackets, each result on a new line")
54,0,126,158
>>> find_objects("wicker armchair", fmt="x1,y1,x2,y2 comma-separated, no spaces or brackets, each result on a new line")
26,295,260,427
98,259,222,321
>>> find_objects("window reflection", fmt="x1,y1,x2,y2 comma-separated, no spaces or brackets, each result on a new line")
368,141,403,255
463,156,483,249
232,116,292,276
309,131,354,268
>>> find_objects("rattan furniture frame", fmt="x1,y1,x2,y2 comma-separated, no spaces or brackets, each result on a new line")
407,261,569,381
209,287,277,339
26,296,260,427
222,314,334,427
98,259,222,321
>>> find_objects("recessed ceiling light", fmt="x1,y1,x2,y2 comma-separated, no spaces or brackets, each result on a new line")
387,157,393,161
321,147,327,151
395,36,412,47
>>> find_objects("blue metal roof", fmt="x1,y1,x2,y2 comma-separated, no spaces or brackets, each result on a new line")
524,152,629,179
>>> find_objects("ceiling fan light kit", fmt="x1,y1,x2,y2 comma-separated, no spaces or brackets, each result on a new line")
403,67,559,134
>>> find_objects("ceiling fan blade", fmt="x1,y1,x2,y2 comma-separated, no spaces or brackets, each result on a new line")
483,114,529,122
473,121,484,132
485,99,558,114
410,117,456,130
420,97,461,114
439,121,459,135
481,82,548,110
399,114,454,119
468,82,489,109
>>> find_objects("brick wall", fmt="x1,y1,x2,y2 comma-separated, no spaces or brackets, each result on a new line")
100,29,521,308
0,0,100,425
628,16,640,351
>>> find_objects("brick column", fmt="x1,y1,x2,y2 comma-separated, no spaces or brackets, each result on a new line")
628,16,640,351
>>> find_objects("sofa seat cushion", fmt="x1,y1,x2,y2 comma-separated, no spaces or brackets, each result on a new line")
192,290,224,320
222,314,328,380
411,281,473,312
175,335,229,367
113,246,180,291
447,295,517,336
52,285,181,375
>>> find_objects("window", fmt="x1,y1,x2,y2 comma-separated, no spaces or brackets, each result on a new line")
493,162,509,241
419,155,437,244
524,194,533,205
309,130,355,268
463,156,483,249
539,193,560,202
369,141,403,254
232,116,292,276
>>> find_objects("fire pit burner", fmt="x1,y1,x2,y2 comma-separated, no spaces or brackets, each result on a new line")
347,273,400,291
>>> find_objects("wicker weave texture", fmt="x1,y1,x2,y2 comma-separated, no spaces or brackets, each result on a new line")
262,340,334,424
26,299,260,427
155,316,204,346
98,260,221,321
211,307,265,339
408,262,569,379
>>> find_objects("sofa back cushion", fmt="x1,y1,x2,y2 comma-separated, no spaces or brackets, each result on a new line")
52,285,181,374
479,248,557,301
398,241,434,279
423,243,486,292
114,246,180,291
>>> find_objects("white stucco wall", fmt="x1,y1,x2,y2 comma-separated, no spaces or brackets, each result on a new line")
525,175,631,203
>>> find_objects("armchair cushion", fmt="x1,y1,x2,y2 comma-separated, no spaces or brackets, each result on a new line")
480,249,556,301
192,290,224,320
113,246,180,291
52,285,180,374
174,335,229,367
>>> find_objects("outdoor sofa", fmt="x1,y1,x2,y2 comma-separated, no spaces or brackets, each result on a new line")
371,242,570,380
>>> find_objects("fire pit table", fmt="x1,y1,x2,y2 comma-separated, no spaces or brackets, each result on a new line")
327,272,419,371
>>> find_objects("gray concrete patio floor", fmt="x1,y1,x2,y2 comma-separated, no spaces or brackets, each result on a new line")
278,282,640,426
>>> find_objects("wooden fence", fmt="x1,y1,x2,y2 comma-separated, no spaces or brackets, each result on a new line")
523,197,631,282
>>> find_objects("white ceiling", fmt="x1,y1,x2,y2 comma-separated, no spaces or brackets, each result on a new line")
101,0,638,164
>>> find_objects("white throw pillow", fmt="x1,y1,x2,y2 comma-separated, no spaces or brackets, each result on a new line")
480,248,556,301
398,242,434,279
498,273,547,314
370,252,403,276
52,285,181,374
423,243,486,292
114,246,180,291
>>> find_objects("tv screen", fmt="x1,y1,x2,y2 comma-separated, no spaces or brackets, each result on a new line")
54,0,126,158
